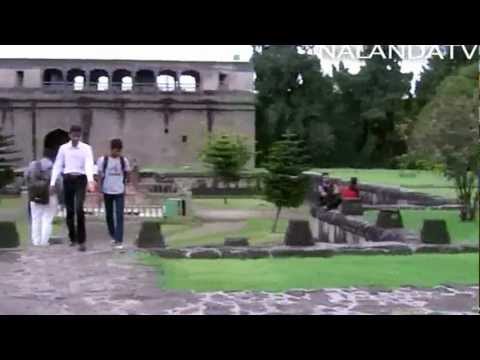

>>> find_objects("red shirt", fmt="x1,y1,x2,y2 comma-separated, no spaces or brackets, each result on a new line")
340,186,360,199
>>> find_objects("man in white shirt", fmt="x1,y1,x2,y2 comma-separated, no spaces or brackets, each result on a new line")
50,125,95,252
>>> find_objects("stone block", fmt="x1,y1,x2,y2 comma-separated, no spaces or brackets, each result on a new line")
284,220,314,246
421,220,451,244
136,221,165,248
0,222,20,248
221,248,270,259
376,209,404,229
189,249,221,259
224,237,249,247
149,248,186,258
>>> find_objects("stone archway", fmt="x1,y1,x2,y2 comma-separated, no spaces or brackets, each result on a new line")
44,128,69,159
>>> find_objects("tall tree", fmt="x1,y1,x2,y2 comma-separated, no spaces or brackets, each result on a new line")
352,45,413,166
415,45,477,110
263,131,311,232
409,63,479,221
252,45,333,167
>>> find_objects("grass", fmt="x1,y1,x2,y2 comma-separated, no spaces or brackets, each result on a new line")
364,210,479,243
139,254,479,292
141,165,267,176
164,218,288,248
0,196,63,247
308,168,464,199
0,195,23,209
192,197,275,210
14,218,63,247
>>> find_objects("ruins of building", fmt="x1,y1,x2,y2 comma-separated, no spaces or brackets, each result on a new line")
0,58,255,168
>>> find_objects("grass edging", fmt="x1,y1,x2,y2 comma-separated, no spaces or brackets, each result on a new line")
136,243,479,260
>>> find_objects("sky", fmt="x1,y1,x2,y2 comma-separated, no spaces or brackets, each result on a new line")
0,45,428,92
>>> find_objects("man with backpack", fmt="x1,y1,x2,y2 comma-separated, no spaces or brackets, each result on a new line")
25,148,62,246
96,139,130,249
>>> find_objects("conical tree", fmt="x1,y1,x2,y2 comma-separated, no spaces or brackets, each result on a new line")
200,134,251,204
0,128,20,191
264,131,311,232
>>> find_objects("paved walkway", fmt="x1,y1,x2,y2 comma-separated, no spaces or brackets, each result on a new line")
0,223,478,315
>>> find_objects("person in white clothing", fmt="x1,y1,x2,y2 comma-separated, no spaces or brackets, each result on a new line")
25,148,61,246
50,125,96,252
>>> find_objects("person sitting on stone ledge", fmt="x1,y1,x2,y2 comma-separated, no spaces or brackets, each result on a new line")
340,177,360,200
316,173,330,207
324,179,342,211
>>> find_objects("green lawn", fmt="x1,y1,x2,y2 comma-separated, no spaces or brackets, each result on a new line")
0,196,62,247
192,197,275,210
308,168,463,199
364,210,479,243
163,218,288,248
0,195,23,209
13,218,63,247
142,165,267,176
139,254,479,292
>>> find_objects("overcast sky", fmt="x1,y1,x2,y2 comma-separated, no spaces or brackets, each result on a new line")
0,45,428,92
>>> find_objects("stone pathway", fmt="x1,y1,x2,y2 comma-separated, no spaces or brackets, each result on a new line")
0,223,478,315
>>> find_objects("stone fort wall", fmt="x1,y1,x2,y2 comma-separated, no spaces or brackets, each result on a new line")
0,59,255,168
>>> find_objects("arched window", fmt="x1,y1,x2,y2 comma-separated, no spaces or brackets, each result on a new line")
89,69,109,91
112,69,132,92
179,70,200,92
135,70,155,92
74,76,85,91
97,76,109,91
157,70,177,91
67,69,86,91
121,76,133,91
42,68,64,87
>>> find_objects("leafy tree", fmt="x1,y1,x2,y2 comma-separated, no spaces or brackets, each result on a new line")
409,64,479,221
352,45,413,166
263,131,311,232
415,45,477,110
200,134,251,204
0,128,20,191
252,45,333,167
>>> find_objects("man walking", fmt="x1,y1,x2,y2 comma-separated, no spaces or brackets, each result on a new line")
25,148,62,246
50,125,95,251
96,139,130,249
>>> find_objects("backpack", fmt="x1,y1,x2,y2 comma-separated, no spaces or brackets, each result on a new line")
101,155,127,191
28,160,50,205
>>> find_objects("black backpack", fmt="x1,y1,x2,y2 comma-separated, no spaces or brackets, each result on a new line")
101,155,127,190
28,160,50,205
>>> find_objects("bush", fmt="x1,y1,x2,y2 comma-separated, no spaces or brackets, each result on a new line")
0,222,20,248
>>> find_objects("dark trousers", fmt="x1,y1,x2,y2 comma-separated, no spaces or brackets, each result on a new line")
63,175,87,244
104,193,125,243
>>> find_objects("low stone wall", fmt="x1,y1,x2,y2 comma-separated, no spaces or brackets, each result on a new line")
141,242,479,259
139,171,264,196
306,174,457,206
356,183,456,206
363,204,463,211
308,207,419,244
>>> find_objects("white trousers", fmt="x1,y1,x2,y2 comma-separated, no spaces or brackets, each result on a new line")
30,195,58,246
